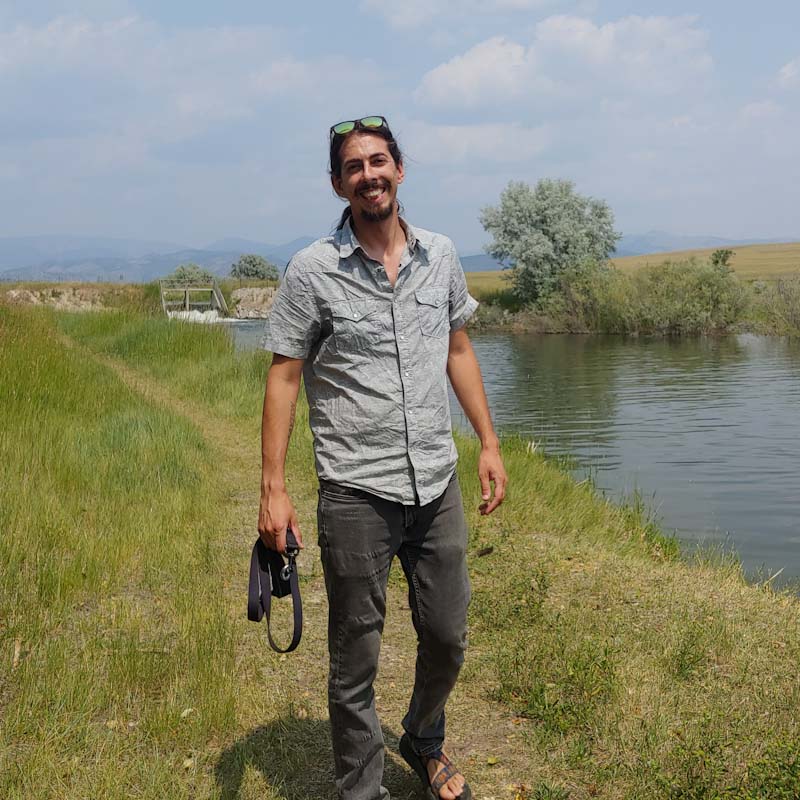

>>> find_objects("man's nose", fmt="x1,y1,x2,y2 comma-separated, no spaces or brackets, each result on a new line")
363,161,378,180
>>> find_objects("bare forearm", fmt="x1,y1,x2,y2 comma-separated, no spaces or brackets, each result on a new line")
446,332,499,450
261,357,303,491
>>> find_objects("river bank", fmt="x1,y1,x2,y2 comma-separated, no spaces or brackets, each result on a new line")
0,281,276,319
468,260,800,337
3,304,800,798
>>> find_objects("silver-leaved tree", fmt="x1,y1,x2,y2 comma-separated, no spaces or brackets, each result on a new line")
480,179,621,303
230,254,278,281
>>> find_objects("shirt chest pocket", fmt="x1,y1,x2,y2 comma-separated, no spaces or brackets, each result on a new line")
415,287,449,338
330,299,381,353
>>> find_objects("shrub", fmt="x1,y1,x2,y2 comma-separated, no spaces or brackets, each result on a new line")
167,263,215,284
536,258,750,334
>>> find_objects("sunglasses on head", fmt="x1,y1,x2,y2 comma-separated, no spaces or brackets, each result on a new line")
329,116,389,139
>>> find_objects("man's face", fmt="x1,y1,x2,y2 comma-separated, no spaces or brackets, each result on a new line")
331,133,404,223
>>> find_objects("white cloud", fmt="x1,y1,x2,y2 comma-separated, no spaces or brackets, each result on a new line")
415,14,712,109
0,16,387,155
402,120,551,164
740,100,784,122
360,0,549,30
414,37,548,108
778,58,800,89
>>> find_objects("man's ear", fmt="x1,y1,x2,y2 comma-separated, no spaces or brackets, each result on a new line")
397,160,405,185
331,174,344,198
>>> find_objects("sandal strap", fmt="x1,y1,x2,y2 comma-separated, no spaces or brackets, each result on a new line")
431,763,458,793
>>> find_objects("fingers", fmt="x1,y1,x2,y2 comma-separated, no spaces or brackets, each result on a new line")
479,467,491,503
289,510,304,549
483,471,507,515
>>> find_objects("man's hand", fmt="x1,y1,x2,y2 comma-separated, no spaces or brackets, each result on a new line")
478,445,507,515
258,486,304,554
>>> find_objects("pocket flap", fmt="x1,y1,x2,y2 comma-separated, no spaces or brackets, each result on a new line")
415,287,448,308
331,299,377,322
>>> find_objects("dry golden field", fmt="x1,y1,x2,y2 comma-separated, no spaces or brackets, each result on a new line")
612,241,800,281
465,241,800,297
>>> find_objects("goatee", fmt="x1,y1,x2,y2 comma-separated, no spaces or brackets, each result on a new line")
359,201,394,223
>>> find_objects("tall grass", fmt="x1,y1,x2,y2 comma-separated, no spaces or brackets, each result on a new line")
471,258,800,337
0,306,238,798
750,276,800,336
57,312,271,420
456,436,800,799
535,259,750,334
6,308,800,798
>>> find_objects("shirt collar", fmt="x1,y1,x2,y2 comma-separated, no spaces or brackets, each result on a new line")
336,214,424,259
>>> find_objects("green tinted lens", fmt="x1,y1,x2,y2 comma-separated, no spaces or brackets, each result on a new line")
332,121,356,135
360,116,384,128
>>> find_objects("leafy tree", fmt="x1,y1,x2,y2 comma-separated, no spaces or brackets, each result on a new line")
480,179,621,303
168,263,215,284
230,254,278,281
711,249,734,269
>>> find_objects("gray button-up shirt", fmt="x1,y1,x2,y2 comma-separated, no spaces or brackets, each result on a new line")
263,216,478,505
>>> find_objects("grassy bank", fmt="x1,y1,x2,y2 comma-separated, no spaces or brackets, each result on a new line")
4,307,800,798
467,258,800,337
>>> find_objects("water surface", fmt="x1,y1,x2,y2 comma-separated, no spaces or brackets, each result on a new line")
232,322,800,583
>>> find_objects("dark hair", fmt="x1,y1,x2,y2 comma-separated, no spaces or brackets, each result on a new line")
329,120,403,230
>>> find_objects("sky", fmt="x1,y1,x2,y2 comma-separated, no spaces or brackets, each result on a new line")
1,0,799,253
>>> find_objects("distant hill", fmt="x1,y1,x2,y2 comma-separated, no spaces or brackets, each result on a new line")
614,231,792,258
0,235,186,271
461,253,505,272
5,231,797,283
203,236,315,265
0,235,316,283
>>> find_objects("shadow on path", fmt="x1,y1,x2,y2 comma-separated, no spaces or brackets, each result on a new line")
215,716,419,800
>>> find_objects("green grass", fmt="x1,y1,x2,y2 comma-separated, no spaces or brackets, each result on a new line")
5,307,800,798
0,306,239,798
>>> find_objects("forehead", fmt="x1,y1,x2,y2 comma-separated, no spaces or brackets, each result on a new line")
338,132,393,164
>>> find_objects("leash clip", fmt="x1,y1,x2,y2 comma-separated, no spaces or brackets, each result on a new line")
280,556,295,582
281,531,300,581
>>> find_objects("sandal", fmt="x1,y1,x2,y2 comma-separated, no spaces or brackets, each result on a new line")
399,733,472,800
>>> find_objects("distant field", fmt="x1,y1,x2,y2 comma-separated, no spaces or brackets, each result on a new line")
465,242,800,296
465,269,511,298
612,241,800,281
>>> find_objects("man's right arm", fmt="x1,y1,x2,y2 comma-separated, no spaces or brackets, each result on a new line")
258,354,305,554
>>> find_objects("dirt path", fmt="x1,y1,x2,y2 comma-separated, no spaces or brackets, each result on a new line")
83,348,535,800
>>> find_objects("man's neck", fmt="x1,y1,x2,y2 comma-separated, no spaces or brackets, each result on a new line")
350,211,405,261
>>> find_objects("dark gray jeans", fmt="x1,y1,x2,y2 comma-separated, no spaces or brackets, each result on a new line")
316,474,471,800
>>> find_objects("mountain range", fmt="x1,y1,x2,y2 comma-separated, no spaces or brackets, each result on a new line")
0,231,795,282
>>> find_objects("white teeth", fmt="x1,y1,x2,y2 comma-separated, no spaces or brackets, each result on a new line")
363,189,383,199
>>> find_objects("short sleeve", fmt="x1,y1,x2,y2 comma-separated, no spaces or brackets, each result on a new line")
448,244,479,331
261,258,321,358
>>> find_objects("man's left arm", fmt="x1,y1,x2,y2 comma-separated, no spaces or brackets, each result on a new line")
447,327,508,515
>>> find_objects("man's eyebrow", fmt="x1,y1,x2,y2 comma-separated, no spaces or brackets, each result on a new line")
343,152,388,167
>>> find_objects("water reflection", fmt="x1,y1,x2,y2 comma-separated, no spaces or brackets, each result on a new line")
459,333,800,585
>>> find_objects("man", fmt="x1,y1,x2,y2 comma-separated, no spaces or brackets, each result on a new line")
259,115,506,800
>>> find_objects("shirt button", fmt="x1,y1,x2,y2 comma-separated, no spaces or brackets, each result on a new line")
405,371,410,377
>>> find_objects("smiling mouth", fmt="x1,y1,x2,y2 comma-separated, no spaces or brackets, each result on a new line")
360,184,388,203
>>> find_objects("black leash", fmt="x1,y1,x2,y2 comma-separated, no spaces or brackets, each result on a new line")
247,529,303,653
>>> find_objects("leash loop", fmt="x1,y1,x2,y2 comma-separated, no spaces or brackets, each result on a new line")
247,529,303,653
